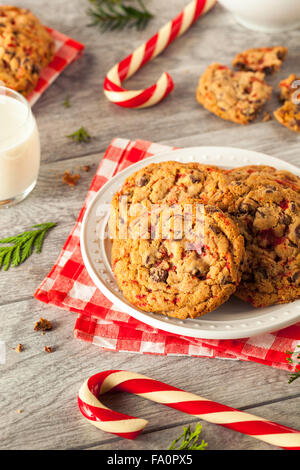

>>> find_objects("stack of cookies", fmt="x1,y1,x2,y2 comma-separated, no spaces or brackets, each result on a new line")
109,161,300,319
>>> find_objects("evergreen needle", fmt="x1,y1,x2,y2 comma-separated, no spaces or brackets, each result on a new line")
87,0,153,31
168,423,208,450
63,95,71,108
67,126,91,143
0,223,56,271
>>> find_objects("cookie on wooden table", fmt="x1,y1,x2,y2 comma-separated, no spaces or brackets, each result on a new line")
232,46,287,75
274,101,300,133
196,63,272,125
224,167,300,307
0,6,55,96
112,204,245,319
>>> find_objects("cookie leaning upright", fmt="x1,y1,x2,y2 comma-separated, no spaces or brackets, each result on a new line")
0,6,55,96
112,204,245,319
196,63,272,124
224,166,300,307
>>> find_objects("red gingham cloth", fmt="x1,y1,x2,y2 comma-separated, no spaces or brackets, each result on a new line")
27,27,84,106
34,138,300,372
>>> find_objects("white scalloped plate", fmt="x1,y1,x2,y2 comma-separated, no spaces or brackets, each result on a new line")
80,146,300,339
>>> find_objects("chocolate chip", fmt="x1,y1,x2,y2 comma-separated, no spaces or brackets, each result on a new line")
238,202,256,215
263,66,274,75
257,267,268,279
295,224,300,238
279,213,292,226
31,64,40,74
191,268,206,280
221,276,233,285
209,224,221,234
149,267,168,283
264,186,276,193
291,202,297,213
276,51,284,60
292,271,300,283
189,174,201,184
235,62,246,70
136,175,149,187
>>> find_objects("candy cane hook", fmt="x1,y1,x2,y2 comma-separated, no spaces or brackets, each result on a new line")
103,0,217,108
78,370,300,449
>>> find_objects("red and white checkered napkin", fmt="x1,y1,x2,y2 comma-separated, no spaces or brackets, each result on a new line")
34,138,300,371
27,27,84,106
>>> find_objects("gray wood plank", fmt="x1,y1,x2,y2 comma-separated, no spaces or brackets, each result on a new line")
0,298,299,450
1,0,300,451
85,398,300,451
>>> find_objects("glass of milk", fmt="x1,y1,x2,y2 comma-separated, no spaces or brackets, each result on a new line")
0,86,40,208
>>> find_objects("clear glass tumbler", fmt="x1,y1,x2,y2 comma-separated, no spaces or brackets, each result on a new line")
0,86,40,208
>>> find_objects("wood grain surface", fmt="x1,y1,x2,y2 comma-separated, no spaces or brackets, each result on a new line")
0,0,299,450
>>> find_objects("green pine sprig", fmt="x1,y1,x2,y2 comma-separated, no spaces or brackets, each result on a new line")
67,126,91,143
0,223,56,271
286,345,300,383
168,423,208,450
87,0,154,31
63,94,71,108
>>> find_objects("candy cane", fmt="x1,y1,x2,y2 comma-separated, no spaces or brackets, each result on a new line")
103,0,217,108
78,370,300,449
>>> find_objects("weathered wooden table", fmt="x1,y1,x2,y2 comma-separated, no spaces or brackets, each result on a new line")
0,0,299,450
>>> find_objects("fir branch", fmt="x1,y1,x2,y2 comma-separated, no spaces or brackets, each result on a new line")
63,95,70,108
168,423,208,450
66,127,91,143
87,0,154,31
0,223,56,271
286,346,300,383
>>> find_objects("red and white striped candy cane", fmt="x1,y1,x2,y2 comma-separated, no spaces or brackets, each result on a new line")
78,370,300,449
103,0,217,108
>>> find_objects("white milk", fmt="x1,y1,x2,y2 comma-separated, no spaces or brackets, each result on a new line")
0,93,40,203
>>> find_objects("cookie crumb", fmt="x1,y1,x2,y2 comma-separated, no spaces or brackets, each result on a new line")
17,409,23,414
262,112,272,122
62,171,80,187
34,318,52,332
81,165,91,172
44,346,53,353
15,343,24,353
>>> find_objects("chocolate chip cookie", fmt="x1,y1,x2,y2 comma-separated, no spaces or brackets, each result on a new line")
232,47,287,75
278,74,300,102
112,204,245,319
109,161,230,239
0,6,55,95
224,167,300,307
196,63,272,124
225,165,300,195
274,74,300,133
274,101,300,133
